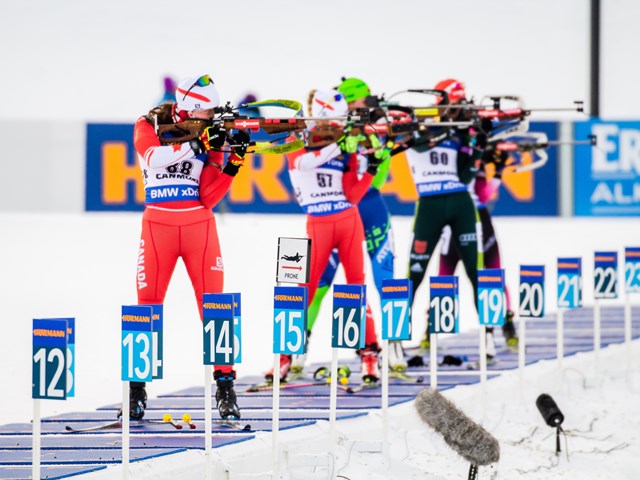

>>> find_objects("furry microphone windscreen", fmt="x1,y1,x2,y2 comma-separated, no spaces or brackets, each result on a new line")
415,388,500,466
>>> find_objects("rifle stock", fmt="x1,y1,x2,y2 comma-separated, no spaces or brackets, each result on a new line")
156,117,309,144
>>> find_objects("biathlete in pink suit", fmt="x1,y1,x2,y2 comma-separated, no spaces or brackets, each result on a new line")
276,89,388,383
128,74,248,420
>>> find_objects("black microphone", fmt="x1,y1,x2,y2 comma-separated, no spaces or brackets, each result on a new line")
415,388,500,467
536,394,564,428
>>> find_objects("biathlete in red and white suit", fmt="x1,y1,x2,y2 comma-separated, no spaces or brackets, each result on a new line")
279,89,385,382
129,74,248,421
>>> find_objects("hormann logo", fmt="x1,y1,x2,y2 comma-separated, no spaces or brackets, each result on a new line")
122,315,151,322
274,295,303,302
521,271,543,277
478,276,502,282
431,283,454,289
33,329,65,338
203,303,232,309
558,263,579,269
595,256,616,262
334,292,361,300
382,286,408,293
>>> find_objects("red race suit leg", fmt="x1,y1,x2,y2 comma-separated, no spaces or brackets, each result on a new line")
137,207,231,375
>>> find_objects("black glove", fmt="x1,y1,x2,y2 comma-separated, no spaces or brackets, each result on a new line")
205,126,226,149
475,133,488,149
366,153,382,175
188,126,225,155
493,150,510,178
231,130,251,159
475,118,493,149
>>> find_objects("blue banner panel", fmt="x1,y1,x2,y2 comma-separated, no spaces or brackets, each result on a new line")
86,123,142,212
575,119,640,216
490,121,560,216
85,121,560,216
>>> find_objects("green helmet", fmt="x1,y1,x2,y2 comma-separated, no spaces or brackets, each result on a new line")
337,77,371,103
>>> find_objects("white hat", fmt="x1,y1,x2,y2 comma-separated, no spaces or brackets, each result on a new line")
311,90,348,118
175,75,220,111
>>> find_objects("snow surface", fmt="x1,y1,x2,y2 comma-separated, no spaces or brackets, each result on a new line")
1,213,640,478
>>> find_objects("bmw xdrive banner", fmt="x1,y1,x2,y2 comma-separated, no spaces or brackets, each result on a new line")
575,120,640,216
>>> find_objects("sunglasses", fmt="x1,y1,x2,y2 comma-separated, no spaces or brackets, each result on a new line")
182,75,213,101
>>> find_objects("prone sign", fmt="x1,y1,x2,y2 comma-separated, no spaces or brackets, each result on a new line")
276,237,311,284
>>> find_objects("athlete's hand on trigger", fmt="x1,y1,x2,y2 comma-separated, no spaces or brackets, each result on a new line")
190,126,225,155
337,131,366,154
368,134,392,160
493,150,510,177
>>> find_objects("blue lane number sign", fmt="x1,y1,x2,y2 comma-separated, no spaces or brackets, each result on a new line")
149,305,163,379
273,286,308,355
478,269,506,326
519,265,545,318
557,258,582,309
332,284,366,349
624,247,640,293
381,279,412,341
232,293,242,363
121,305,153,382
594,252,618,299
203,294,235,366
65,318,75,398
429,276,459,334
33,318,68,400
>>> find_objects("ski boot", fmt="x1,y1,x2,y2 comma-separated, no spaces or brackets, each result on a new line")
313,365,351,384
359,344,381,383
117,382,147,420
388,341,408,372
215,373,240,419
265,354,292,382
502,310,519,352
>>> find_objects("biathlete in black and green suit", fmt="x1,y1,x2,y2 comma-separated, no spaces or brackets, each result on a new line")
405,78,486,353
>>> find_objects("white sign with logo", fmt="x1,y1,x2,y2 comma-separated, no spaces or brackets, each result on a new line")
276,237,311,284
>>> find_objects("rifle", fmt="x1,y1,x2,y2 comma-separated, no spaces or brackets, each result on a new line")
383,91,585,140
304,102,475,149
154,99,365,155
